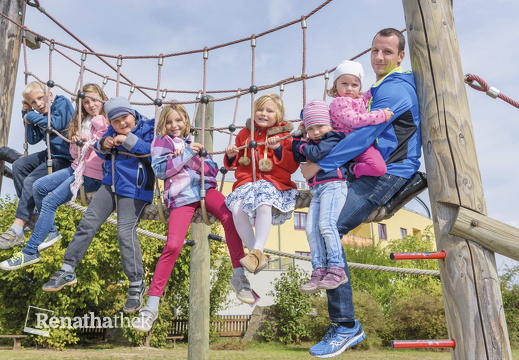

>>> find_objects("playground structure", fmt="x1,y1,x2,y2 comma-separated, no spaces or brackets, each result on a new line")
1,1,519,359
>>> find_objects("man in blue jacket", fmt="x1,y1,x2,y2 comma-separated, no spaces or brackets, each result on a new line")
303,28,422,358
0,82,72,249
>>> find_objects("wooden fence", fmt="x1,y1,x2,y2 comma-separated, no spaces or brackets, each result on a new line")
169,315,251,337
76,315,251,340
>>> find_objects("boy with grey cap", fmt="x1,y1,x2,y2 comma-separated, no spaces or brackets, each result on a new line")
42,97,155,313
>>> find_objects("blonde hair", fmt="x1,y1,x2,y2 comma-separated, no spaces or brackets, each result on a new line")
157,103,191,138
254,93,285,125
22,81,48,100
67,84,108,139
327,82,339,98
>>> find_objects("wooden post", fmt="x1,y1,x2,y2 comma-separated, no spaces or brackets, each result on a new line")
188,97,214,360
0,0,25,192
402,1,512,359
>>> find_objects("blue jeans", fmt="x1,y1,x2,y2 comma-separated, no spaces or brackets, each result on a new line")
23,167,102,254
327,174,406,322
306,181,348,269
12,150,71,222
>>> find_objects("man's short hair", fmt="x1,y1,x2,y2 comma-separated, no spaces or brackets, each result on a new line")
374,28,405,53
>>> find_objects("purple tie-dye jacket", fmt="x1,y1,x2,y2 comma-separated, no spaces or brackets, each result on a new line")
150,134,218,210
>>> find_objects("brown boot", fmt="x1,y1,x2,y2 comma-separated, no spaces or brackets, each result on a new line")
240,249,268,274
254,251,269,274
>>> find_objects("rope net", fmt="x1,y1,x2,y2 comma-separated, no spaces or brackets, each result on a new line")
1,1,431,273
2,0,377,221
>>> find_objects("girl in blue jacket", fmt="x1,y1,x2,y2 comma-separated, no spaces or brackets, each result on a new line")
42,96,155,314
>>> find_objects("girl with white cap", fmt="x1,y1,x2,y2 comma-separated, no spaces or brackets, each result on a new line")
328,60,393,181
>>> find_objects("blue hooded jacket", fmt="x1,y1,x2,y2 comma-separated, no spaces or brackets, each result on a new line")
317,68,421,179
95,111,155,202
292,131,348,186
22,94,73,161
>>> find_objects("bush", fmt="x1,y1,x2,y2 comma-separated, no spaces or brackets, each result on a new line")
500,264,519,348
0,196,233,349
387,290,447,343
258,267,317,344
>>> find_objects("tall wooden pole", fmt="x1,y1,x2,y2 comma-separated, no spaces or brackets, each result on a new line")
188,98,214,360
402,1,511,359
0,0,25,192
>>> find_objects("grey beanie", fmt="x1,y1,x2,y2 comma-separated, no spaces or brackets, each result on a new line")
104,96,136,121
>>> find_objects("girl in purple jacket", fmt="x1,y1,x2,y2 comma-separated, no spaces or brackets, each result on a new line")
133,103,254,332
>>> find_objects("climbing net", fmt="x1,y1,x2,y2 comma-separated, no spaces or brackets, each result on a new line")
0,1,438,276
3,0,376,219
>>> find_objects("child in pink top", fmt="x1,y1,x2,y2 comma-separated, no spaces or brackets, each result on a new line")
328,60,393,181
0,83,109,270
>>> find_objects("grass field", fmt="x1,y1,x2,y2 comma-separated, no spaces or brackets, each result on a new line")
0,342,517,360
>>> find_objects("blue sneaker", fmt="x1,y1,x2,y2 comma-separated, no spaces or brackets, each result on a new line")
309,320,365,358
38,231,62,252
0,251,40,270
42,269,77,292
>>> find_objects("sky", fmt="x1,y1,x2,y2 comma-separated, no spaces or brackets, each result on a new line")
1,0,518,271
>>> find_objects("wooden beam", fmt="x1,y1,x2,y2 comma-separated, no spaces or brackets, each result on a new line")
188,98,214,360
402,0,512,359
24,30,41,50
0,0,26,192
450,207,519,261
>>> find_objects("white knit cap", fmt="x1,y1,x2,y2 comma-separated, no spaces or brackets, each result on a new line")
332,60,365,88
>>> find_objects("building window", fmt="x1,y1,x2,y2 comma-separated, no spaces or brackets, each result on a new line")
400,227,408,238
295,251,311,257
294,212,307,230
378,223,387,241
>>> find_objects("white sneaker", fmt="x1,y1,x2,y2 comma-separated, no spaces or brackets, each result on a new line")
230,275,254,304
132,306,158,332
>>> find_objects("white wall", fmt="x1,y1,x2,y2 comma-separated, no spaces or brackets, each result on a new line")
219,259,313,316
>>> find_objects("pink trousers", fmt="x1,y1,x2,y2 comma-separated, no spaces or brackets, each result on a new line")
148,188,246,297
352,144,386,178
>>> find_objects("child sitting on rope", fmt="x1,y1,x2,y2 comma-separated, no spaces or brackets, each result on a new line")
0,83,109,270
292,100,351,293
132,103,255,332
41,96,155,314
224,93,299,275
0,81,73,250
327,60,393,182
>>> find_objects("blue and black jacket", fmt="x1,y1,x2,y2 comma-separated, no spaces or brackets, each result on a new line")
317,67,421,179
292,131,348,187
95,111,155,202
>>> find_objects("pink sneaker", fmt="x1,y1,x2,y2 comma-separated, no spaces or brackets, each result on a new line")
317,266,348,290
300,267,327,294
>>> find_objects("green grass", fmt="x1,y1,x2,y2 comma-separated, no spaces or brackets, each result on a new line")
0,342,517,360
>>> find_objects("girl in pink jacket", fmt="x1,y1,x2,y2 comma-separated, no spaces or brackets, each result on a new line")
328,60,393,181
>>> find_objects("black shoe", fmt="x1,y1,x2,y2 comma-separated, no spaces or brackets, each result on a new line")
123,282,146,313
